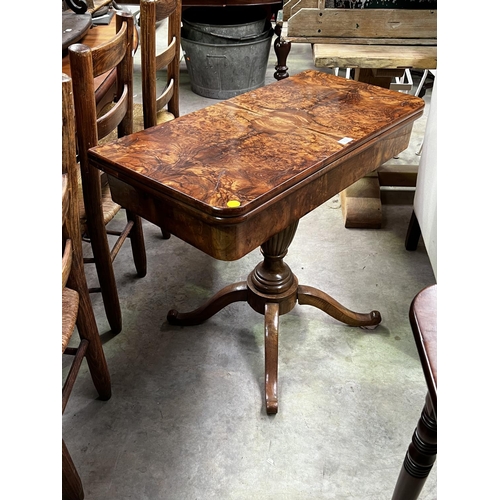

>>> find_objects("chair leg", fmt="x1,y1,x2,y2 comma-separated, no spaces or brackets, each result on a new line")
126,209,147,278
87,212,122,334
405,210,421,251
392,392,437,500
62,439,84,500
67,239,112,399
160,226,171,239
76,294,112,400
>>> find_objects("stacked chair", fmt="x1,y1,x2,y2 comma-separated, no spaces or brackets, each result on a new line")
62,4,181,494
68,11,146,334
136,0,181,129
67,1,181,333
62,74,112,500
132,0,182,239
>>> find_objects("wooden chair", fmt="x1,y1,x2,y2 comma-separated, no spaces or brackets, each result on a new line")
137,0,181,129
134,0,181,239
95,0,181,131
99,0,181,238
392,284,437,500
62,74,112,500
69,10,147,334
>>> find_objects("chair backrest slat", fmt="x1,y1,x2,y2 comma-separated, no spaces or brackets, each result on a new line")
97,84,130,138
92,21,129,77
140,0,181,128
156,80,174,113
156,37,176,70
69,10,134,190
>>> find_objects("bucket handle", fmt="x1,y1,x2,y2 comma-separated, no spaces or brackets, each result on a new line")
206,54,227,67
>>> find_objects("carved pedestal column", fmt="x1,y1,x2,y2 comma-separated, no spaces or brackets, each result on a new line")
168,221,381,414
247,222,299,413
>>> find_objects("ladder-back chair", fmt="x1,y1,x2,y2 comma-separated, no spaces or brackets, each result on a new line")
68,10,147,334
62,73,112,500
138,0,181,128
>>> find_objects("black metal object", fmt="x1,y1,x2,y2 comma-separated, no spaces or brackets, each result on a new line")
65,0,88,14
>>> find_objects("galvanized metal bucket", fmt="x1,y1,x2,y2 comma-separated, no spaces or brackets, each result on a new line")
181,11,273,100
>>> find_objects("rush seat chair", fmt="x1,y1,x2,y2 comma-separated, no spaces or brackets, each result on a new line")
62,74,112,500
68,10,147,334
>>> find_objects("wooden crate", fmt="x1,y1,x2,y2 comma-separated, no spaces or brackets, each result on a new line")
284,2,436,46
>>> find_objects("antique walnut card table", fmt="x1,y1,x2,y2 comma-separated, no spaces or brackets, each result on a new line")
89,70,424,414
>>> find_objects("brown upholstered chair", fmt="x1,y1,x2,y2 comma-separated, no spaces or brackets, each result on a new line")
68,10,147,334
392,284,437,500
62,74,112,500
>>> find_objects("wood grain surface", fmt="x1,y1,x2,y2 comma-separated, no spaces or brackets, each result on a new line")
89,70,423,259
90,70,423,215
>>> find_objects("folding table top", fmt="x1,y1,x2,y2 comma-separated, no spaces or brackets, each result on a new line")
89,70,424,219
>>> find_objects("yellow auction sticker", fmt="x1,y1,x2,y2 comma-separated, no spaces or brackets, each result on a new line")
227,200,241,208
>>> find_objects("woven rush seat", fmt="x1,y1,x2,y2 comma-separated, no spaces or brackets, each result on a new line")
75,167,120,234
62,288,79,353
62,176,80,354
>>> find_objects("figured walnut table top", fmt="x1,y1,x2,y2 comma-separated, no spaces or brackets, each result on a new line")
89,70,424,260
90,70,423,215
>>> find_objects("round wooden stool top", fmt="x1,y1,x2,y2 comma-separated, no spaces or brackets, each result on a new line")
410,284,437,413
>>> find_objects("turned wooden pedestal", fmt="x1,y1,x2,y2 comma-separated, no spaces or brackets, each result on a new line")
89,70,424,413
168,221,380,413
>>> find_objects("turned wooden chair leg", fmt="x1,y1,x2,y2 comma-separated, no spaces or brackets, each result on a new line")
126,209,147,278
405,210,421,251
62,439,84,500
392,392,437,500
160,227,171,239
88,218,122,334
273,22,291,81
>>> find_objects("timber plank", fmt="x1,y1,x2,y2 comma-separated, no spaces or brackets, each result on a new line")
313,43,437,69
288,8,437,39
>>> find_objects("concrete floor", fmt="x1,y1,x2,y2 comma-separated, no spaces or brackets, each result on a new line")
63,11,437,499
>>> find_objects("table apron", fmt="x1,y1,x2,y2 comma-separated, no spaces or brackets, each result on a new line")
105,121,414,261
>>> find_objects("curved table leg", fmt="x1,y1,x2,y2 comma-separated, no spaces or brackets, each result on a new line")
166,221,382,412
297,285,381,328
264,302,280,414
167,281,248,326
